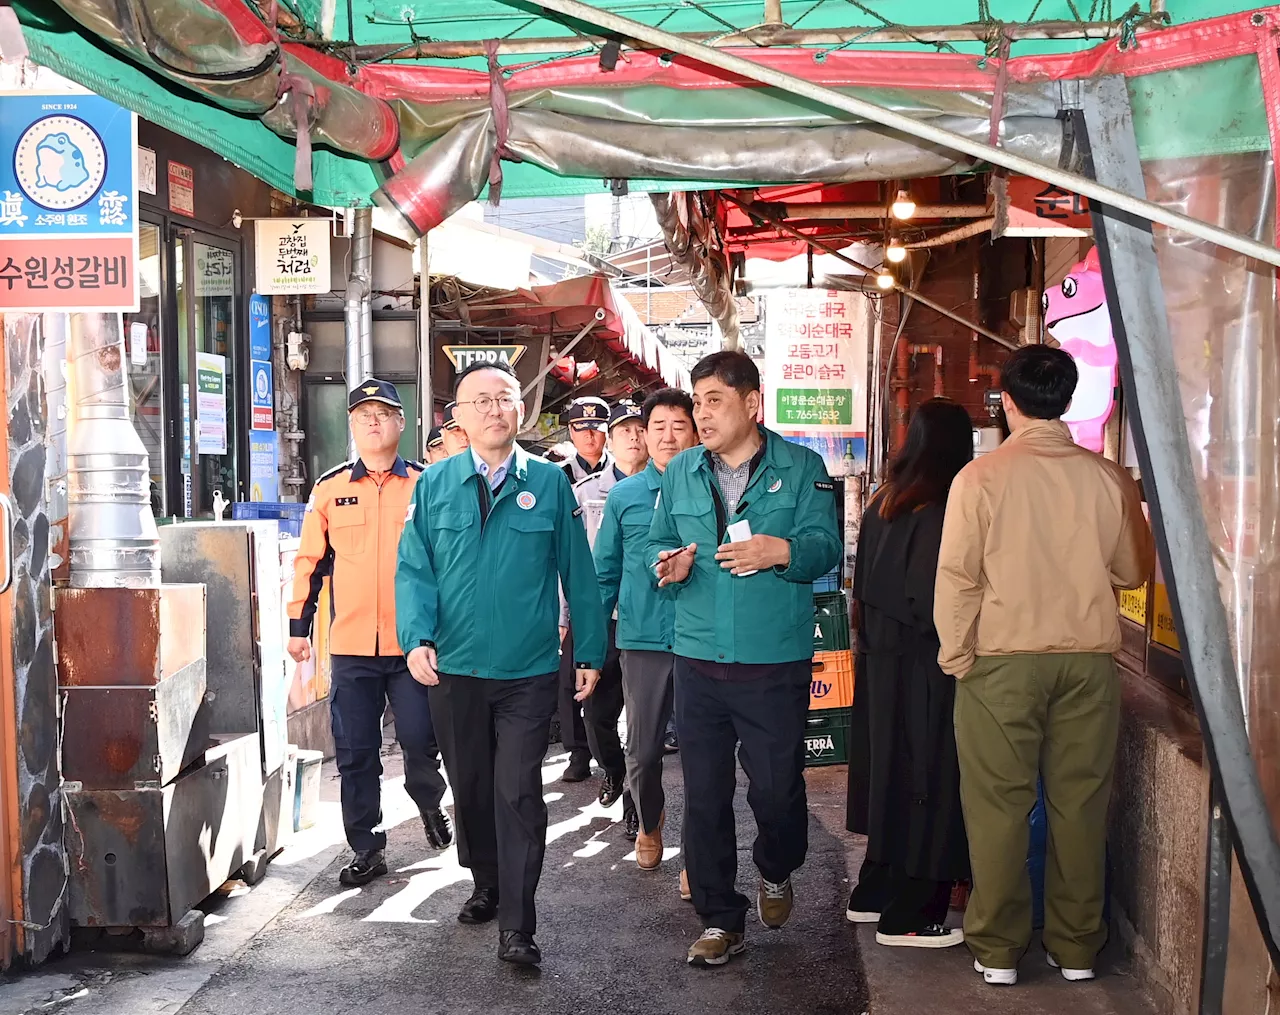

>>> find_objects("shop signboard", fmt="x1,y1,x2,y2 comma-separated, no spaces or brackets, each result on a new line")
1151,554,1180,652
251,359,274,431
248,431,279,502
1004,176,1092,237
0,82,138,312
249,293,271,360
194,242,234,297
763,288,868,476
196,351,228,455
442,345,527,372
254,218,331,295
1118,583,1148,626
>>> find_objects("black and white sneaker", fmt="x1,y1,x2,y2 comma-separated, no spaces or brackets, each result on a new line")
875,924,965,949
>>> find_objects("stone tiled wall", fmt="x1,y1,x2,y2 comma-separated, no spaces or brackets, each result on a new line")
4,313,66,963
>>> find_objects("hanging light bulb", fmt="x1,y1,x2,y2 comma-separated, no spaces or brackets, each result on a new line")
886,238,907,263
891,189,916,220
875,268,895,290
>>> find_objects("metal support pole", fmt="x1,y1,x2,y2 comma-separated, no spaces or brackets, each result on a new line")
418,238,433,459
527,0,1280,269
354,207,374,379
1075,75,1280,968
520,309,606,398
1199,778,1232,1015
722,193,1017,350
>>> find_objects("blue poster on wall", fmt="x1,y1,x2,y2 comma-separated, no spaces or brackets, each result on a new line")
249,293,271,361
251,359,273,431
248,431,278,502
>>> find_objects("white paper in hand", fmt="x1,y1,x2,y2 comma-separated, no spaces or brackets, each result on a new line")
724,519,758,577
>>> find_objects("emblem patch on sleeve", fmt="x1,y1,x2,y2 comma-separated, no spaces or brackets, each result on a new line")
814,481,835,492
405,502,416,522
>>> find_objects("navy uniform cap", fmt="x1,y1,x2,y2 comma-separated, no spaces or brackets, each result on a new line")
566,396,609,430
443,402,461,430
426,426,444,448
608,400,642,430
349,378,402,412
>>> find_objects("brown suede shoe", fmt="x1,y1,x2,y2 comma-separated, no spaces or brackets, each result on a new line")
680,868,692,902
757,877,794,929
635,812,664,870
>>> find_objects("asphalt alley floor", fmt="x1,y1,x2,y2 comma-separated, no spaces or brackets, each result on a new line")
2,738,1158,1015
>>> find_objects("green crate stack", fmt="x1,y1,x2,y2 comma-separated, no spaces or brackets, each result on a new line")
813,590,851,653
803,707,852,767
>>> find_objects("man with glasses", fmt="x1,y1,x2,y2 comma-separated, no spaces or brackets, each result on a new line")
288,378,452,888
397,360,606,967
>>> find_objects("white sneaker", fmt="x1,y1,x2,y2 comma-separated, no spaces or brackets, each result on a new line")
1048,954,1096,981
973,958,1018,985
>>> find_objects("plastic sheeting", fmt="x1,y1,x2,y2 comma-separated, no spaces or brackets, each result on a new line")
1143,150,1280,822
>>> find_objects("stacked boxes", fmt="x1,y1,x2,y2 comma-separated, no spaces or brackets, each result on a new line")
806,590,854,767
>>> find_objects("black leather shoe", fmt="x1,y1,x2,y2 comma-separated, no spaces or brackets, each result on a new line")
458,886,499,924
561,751,592,783
498,930,542,966
339,849,387,886
423,808,453,850
599,772,624,807
664,729,679,753
623,806,640,842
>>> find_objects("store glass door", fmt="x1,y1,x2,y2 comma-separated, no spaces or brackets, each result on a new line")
124,221,167,515
176,230,239,516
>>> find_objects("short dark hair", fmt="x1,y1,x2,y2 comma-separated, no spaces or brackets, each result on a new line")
1000,345,1078,420
641,388,694,427
454,358,517,397
690,350,759,394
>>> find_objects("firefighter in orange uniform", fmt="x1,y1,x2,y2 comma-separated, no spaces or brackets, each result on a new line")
287,378,453,887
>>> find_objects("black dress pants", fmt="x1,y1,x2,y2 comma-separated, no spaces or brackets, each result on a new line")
429,670,559,934
675,656,811,934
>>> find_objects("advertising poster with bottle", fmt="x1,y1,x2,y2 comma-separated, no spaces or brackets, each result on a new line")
763,289,869,476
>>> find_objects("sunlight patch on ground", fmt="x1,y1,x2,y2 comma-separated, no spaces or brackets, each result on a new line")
300,887,363,918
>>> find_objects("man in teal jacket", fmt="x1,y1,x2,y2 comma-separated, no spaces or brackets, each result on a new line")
648,351,841,967
595,388,699,869
396,359,606,968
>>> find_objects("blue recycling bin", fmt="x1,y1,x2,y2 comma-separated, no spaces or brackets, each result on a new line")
1027,777,1111,931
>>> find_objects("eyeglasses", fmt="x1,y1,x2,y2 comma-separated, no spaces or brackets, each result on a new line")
353,408,397,426
456,394,519,414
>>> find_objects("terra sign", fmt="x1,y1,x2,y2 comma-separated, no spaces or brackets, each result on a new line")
442,345,527,372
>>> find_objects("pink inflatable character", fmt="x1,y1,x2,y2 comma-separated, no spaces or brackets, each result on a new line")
1042,246,1117,453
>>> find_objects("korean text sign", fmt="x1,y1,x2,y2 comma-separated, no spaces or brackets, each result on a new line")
0,86,138,312
764,289,868,435
254,218,331,295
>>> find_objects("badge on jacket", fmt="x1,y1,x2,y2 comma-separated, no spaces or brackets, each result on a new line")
335,496,359,506
768,478,783,493
516,491,537,510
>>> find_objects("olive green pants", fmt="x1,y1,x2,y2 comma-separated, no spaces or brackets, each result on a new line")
954,653,1119,970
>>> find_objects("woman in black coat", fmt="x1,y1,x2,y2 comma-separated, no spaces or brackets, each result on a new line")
845,398,973,949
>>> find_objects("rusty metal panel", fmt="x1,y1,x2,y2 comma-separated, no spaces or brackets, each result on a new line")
66,788,169,928
158,525,259,740
55,584,205,687
61,660,208,789
163,733,263,919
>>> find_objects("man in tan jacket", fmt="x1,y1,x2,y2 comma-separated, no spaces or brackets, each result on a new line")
935,345,1154,987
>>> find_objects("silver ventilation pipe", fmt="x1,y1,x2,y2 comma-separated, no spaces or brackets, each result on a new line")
344,207,374,456
66,313,160,587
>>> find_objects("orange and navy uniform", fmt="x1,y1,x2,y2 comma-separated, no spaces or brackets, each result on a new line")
288,455,424,657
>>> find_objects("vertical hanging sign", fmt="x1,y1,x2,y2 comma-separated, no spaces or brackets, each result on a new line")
0,78,138,311
249,292,274,430
763,289,869,475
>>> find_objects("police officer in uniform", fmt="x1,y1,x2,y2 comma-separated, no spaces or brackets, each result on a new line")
559,400,648,830
396,359,607,967
556,396,613,781
288,378,452,887
425,426,447,464
441,401,471,457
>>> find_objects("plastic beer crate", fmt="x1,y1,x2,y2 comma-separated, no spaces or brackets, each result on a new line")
809,649,854,711
813,591,850,653
803,707,852,767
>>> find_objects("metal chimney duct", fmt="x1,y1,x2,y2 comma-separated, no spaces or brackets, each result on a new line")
66,313,160,587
